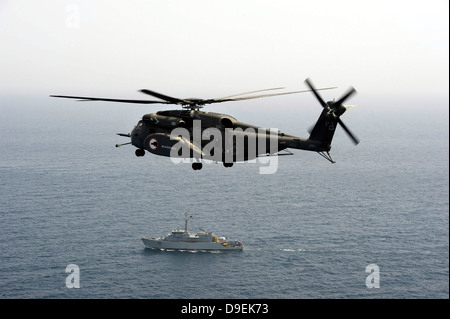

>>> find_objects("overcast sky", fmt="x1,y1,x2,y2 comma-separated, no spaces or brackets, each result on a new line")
1,0,448,106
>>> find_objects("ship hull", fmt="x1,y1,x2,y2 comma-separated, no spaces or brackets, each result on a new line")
141,237,243,251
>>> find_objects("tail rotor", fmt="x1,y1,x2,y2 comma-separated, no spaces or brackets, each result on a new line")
305,78,359,145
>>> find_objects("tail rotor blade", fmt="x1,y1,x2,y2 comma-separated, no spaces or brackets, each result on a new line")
334,87,357,106
338,119,360,145
304,78,328,109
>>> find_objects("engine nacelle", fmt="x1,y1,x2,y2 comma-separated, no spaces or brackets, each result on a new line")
142,113,186,129
220,117,235,128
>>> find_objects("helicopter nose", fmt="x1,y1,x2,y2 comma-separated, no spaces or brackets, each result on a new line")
130,133,141,148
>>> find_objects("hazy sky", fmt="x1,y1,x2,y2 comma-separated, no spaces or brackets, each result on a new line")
1,0,448,104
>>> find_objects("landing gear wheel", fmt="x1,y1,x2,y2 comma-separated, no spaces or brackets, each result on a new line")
223,162,233,168
135,149,145,157
192,162,203,170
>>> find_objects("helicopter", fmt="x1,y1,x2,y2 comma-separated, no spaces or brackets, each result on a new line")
50,78,359,170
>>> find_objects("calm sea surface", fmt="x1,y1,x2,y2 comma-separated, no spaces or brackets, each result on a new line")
0,96,448,299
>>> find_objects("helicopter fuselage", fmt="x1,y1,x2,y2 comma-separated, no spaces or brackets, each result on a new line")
129,110,330,166
51,78,358,170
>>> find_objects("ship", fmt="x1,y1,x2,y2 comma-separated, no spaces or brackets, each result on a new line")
141,214,244,251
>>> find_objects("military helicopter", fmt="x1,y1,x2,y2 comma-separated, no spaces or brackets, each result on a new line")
51,78,359,170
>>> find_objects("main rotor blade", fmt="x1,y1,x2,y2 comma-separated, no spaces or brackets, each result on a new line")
139,89,186,104
334,87,357,106
215,87,286,100
50,95,170,104
304,78,328,109
209,87,337,104
338,118,360,145
344,105,359,110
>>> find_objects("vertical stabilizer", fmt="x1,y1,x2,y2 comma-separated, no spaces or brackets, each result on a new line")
308,108,339,145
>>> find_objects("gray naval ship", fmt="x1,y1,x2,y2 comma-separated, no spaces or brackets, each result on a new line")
141,214,243,251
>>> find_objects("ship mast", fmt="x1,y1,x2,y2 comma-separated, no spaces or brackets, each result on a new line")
184,213,192,232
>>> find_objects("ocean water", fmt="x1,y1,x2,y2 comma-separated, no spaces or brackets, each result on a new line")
0,96,448,299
